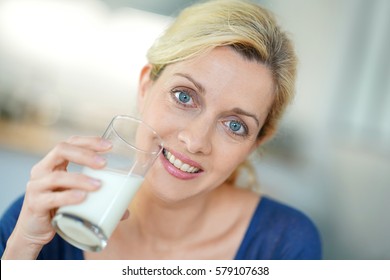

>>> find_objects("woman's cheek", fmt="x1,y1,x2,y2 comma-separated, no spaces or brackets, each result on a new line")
141,109,177,138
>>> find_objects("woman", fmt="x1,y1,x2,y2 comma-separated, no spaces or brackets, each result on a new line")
1,0,321,259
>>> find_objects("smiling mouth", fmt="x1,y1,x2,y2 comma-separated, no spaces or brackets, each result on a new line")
163,148,201,173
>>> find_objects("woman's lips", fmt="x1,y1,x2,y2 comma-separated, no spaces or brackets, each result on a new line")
160,148,203,180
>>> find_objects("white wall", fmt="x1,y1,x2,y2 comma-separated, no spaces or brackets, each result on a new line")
257,0,390,259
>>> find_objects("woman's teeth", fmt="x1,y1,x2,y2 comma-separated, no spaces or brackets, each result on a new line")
163,149,200,173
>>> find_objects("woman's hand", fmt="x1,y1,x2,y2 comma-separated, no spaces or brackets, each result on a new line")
2,136,112,259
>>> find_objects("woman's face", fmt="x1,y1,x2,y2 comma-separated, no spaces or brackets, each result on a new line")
138,47,274,202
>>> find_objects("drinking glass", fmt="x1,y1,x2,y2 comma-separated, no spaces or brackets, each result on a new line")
51,115,163,252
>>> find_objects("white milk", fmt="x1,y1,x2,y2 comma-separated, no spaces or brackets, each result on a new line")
56,167,143,248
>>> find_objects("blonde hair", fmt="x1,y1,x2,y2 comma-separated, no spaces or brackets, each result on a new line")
147,0,297,189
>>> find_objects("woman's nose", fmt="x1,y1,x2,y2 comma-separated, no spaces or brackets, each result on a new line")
177,117,212,155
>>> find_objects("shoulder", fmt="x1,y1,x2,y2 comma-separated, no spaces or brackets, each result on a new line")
0,195,24,256
259,197,319,233
0,194,83,260
0,195,24,245
236,196,322,260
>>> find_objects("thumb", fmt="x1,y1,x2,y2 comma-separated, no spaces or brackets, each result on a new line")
120,209,130,221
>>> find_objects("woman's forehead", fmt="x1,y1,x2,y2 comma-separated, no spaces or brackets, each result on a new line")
155,47,275,123
162,47,274,99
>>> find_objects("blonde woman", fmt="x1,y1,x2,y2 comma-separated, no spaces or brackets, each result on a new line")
1,0,321,259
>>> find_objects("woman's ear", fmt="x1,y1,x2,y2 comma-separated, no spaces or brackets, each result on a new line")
137,64,153,114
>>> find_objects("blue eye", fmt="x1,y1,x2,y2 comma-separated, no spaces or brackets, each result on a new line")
173,90,195,107
224,120,248,137
178,91,191,103
229,121,242,132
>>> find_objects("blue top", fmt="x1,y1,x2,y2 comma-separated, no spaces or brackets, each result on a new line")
0,195,321,259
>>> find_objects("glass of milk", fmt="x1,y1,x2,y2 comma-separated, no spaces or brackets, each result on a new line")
51,115,163,252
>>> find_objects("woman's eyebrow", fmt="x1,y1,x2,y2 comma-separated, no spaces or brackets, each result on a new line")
173,73,206,94
173,73,260,127
231,107,260,128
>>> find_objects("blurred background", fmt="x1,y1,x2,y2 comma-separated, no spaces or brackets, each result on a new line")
0,0,389,259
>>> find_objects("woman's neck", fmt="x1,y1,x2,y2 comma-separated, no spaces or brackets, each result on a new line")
127,182,220,249
84,182,258,260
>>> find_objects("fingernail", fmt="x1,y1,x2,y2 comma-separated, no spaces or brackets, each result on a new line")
89,178,101,188
73,190,86,198
100,139,112,149
94,155,106,166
